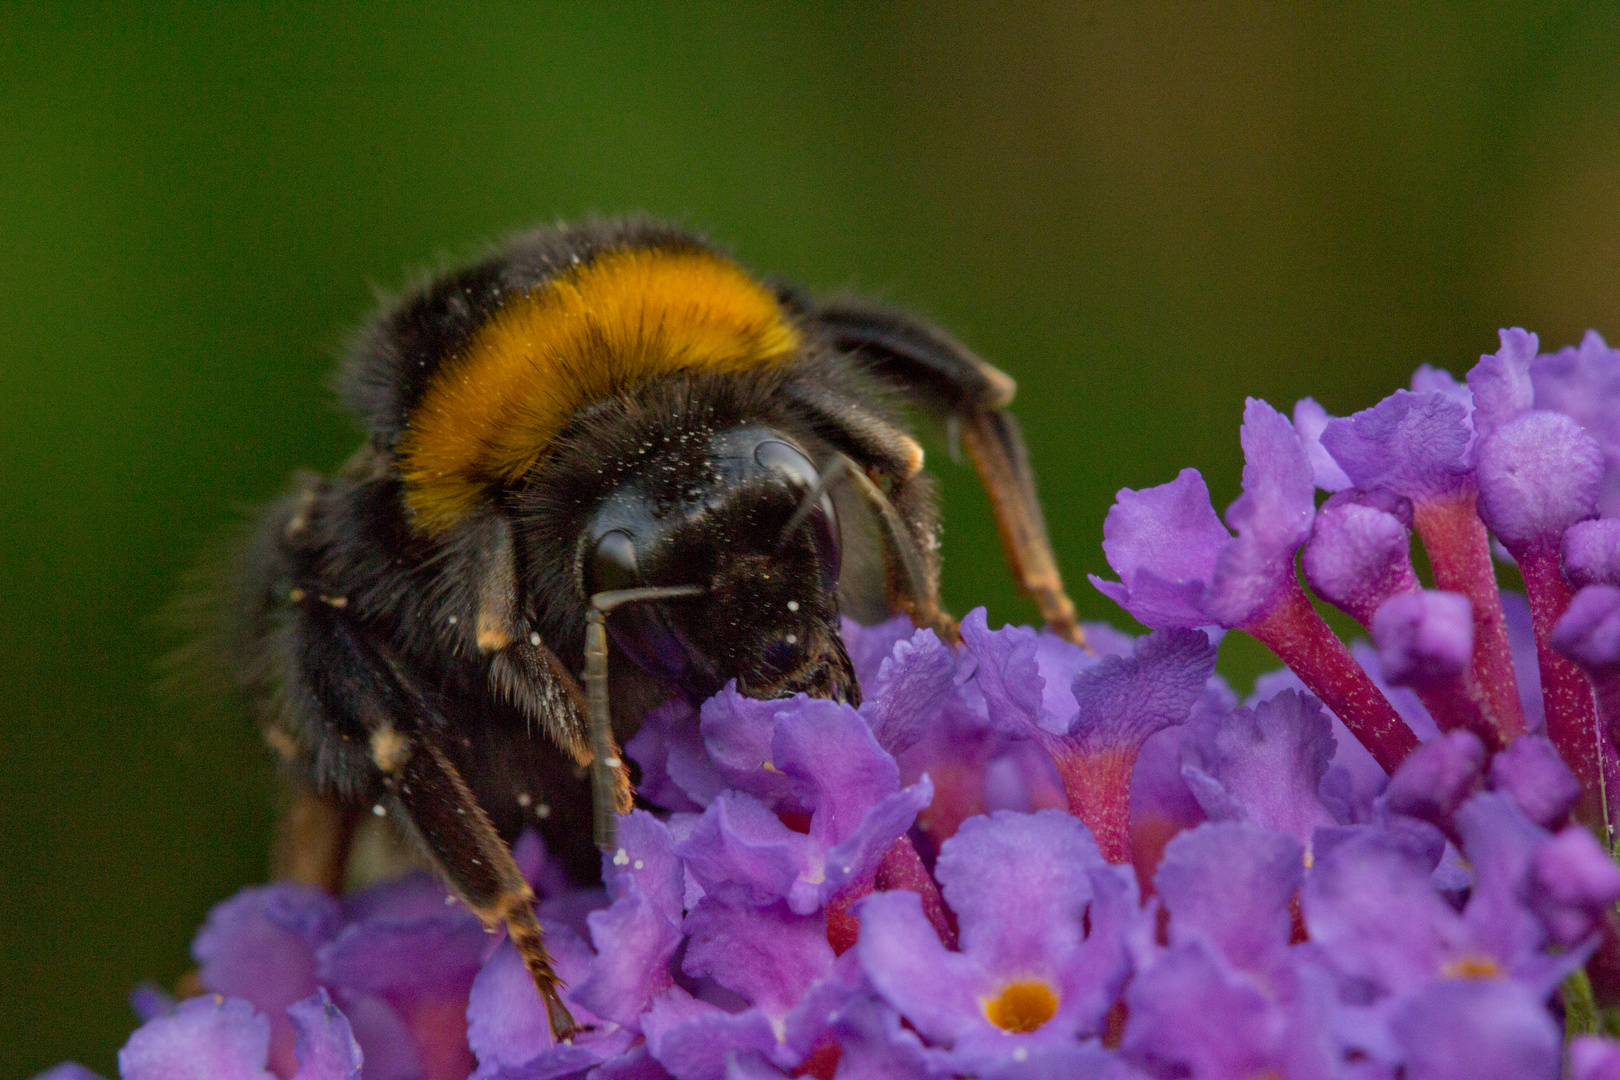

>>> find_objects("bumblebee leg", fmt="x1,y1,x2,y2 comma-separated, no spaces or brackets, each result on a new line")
291,598,582,1040
804,299,1084,645
382,730,582,1041
271,785,359,893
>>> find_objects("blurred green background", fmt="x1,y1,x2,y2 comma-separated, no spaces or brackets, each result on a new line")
6,3,1620,1074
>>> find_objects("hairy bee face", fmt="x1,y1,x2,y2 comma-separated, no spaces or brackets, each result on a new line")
578,424,856,706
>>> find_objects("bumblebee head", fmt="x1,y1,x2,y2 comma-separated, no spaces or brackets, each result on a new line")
578,424,856,706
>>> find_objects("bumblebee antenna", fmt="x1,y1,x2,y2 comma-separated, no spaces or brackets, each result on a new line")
583,585,703,850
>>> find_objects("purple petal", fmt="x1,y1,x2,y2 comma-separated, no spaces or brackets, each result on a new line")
1488,735,1580,828
681,899,833,1017
1529,824,1620,947
699,687,800,809
1155,822,1303,975
1571,1035,1620,1080
1553,584,1620,671
1302,824,1457,994
860,626,959,757
1182,689,1338,843
1092,468,1230,628
287,990,363,1080
1302,491,1419,624
1467,328,1539,443
1119,941,1309,1080
575,877,681,1027
640,991,779,1080
30,1067,106,1080
798,778,933,913
467,930,622,1080
1411,363,1476,414
841,614,921,691
1533,330,1620,518
1294,398,1352,491
820,994,952,1080
192,884,342,1079
1372,590,1474,685
1564,519,1620,589
602,810,685,922
1454,793,1548,974
771,699,899,843
854,889,988,1044
626,699,711,812
118,995,275,1080
1476,411,1603,553
1062,628,1217,752
960,607,1047,732
316,909,486,1004
677,791,806,907
936,810,1104,973
1204,401,1317,627
1320,390,1474,502
1389,978,1559,1080
1381,731,1485,833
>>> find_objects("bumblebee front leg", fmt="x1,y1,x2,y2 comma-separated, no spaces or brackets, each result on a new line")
378,726,581,1041
289,598,582,1040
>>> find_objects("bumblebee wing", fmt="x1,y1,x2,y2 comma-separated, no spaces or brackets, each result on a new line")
802,298,1082,645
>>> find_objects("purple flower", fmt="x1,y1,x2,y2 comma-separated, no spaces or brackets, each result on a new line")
1181,689,1341,845
856,811,1133,1073
1092,398,1314,630
1094,399,1418,772
1302,489,1419,626
1563,519,1620,589
1571,1035,1620,1080
965,613,1216,862
114,991,363,1080
676,696,931,915
1532,329,1620,518
1487,735,1580,829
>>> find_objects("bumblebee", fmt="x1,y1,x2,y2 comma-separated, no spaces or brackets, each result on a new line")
226,219,1079,1038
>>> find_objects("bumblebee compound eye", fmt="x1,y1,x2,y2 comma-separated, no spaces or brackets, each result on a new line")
588,529,639,595
756,439,841,590
586,529,693,683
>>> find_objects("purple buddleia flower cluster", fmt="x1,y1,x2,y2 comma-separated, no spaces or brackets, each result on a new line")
42,329,1620,1080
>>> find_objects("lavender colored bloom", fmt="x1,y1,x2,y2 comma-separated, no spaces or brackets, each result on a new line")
115,991,364,1080
1182,689,1340,843
678,696,931,914
1321,390,1473,503
1552,584,1620,672
1467,328,1538,443
1372,591,1473,686
856,811,1133,1072
1091,400,1314,629
1527,825,1620,947
1123,825,1333,1080
1488,736,1580,829
1474,410,1603,555
968,616,1216,862
1294,397,1352,492
1303,489,1419,625
1532,329,1620,518
1563,519,1620,589
1571,1035,1620,1080
1389,979,1559,1080
1380,731,1485,840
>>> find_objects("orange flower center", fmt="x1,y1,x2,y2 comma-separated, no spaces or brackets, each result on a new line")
1441,955,1503,980
983,980,1059,1033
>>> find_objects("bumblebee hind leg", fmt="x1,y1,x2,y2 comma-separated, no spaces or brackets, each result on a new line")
805,298,1084,645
